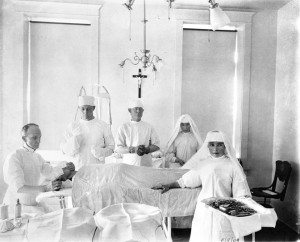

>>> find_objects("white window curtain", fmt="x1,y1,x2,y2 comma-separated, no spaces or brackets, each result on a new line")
182,28,241,156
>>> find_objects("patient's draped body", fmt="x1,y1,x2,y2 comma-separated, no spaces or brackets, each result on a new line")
72,163,200,217
179,156,251,241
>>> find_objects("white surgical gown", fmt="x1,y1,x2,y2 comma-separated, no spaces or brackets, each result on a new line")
115,121,160,166
178,156,251,242
166,132,199,168
61,119,114,169
3,145,65,216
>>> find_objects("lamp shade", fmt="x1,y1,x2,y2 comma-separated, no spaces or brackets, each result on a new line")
210,6,230,31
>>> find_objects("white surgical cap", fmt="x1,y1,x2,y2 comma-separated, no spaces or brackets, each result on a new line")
78,96,95,106
128,99,144,109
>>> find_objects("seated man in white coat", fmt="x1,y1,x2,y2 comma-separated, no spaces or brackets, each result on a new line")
3,123,74,216
115,99,160,167
61,95,115,169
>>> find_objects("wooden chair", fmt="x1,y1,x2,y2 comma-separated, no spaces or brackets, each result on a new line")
250,160,292,207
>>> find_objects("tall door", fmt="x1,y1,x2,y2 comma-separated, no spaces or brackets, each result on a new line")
28,20,93,149
182,29,239,151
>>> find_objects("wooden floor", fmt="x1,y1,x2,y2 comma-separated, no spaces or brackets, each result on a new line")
171,220,299,242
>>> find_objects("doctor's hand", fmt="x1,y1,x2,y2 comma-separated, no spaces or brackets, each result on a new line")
128,146,137,154
51,179,62,191
137,145,146,156
152,184,170,194
176,158,185,166
66,162,75,171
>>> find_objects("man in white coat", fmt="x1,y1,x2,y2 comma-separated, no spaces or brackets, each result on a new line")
115,99,160,167
3,123,74,216
60,95,115,169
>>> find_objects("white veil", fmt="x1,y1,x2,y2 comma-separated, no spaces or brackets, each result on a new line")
164,114,203,155
182,130,245,178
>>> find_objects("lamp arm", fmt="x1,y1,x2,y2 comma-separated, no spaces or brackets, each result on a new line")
149,55,162,66
119,54,141,67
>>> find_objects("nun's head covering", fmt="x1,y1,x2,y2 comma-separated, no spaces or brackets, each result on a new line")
128,99,144,109
182,130,244,176
164,114,203,155
78,96,95,106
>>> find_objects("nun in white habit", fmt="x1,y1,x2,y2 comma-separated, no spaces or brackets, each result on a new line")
153,130,251,242
60,95,115,169
164,114,203,168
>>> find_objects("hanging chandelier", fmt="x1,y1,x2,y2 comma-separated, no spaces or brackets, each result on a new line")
119,0,163,73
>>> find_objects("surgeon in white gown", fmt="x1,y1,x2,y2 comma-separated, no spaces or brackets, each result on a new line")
164,114,203,168
115,99,160,167
60,95,115,169
3,123,74,216
153,130,251,242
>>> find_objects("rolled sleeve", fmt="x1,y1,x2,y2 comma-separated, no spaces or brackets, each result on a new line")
39,155,65,180
178,170,202,188
3,153,25,191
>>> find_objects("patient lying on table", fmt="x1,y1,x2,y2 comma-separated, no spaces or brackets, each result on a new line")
72,163,201,217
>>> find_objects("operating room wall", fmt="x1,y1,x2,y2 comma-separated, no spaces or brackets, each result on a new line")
1,0,26,203
246,10,277,188
0,0,4,205
272,0,299,232
98,3,177,149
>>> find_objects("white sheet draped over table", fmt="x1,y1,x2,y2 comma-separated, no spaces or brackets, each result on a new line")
72,163,201,217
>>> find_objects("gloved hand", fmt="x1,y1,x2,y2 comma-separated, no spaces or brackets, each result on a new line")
51,179,62,191
137,145,146,156
176,158,185,166
66,162,75,171
144,146,150,154
60,167,72,181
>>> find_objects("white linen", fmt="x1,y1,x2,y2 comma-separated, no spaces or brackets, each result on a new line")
3,145,65,216
72,164,200,217
115,120,160,167
94,203,166,242
26,207,96,242
164,114,203,168
60,118,114,169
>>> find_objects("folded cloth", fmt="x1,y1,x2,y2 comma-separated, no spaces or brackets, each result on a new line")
94,203,166,242
0,220,14,233
26,207,96,242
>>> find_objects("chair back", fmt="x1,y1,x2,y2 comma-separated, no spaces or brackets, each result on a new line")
270,160,292,201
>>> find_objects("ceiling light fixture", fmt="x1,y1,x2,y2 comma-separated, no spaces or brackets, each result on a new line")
119,0,163,77
209,0,231,31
